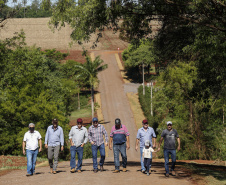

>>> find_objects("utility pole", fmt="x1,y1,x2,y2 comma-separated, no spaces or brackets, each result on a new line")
142,61,145,95
150,80,153,116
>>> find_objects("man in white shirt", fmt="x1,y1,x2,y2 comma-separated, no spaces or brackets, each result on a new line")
23,123,42,176
69,118,88,173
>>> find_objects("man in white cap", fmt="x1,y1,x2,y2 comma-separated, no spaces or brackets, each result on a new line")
23,123,42,176
158,121,180,177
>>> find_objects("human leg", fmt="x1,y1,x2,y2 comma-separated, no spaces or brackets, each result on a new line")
48,146,54,169
26,150,33,175
31,148,39,174
119,143,127,169
170,149,176,175
164,148,170,175
76,146,84,170
140,147,145,171
113,144,120,170
53,145,60,171
99,143,106,167
70,146,76,170
91,145,98,170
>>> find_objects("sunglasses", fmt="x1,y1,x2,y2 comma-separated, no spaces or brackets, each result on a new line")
167,124,172,126
77,122,82,124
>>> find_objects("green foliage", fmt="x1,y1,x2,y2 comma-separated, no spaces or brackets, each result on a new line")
0,32,91,159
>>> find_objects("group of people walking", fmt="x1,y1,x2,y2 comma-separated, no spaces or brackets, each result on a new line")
23,117,180,177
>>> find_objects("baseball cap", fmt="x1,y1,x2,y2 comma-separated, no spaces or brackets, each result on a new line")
92,117,98,122
145,140,150,146
52,118,58,123
142,120,148,124
77,118,83,123
29,123,35,127
115,118,121,125
166,121,172,125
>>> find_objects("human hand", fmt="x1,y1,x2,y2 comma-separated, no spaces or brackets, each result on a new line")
39,148,42,152
45,144,48,149
135,146,138,151
81,143,85,147
153,144,156,148
105,142,108,147
127,145,130,150
109,145,112,150
23,149,26,155
177,146,181,151
61,146,64,151
91,141,95,145
157,147,161,152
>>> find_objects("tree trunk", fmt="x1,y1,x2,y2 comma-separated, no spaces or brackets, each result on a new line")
78,92,80,110
91,86,94,119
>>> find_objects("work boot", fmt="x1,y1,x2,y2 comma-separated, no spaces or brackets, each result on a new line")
113,170,120,173
94,169,98,173
70,168,75,173
26,173,32,176
100,166,104,172
122,168,127,172
53,171,57,174
77,170,82,173
171,170,176,176
165,173,169,177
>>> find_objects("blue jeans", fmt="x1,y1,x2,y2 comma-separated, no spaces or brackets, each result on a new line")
113,143,127,170
140,147,152,171
91,143,105,169
164,149,176,174
144,158,151,172
70,146,84,170
26,148,39,175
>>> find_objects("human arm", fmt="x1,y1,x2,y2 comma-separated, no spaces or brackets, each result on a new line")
70,138,74,146
23,141,26,155
103,127,108,146
177,137,181,151
82,128,88,147
109,137,113,150
88,127,95,145
157,137,164,151
135,138,139,151
152,138,156,148
60,128,64,151
44,128,48,148
126,136,130,150
39,139,42,152
69,128,74,146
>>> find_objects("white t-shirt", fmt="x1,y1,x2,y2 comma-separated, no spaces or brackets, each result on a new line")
23,130,42,150
143,147,154,158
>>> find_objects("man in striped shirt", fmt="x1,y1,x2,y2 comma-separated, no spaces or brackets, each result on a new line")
109,118,130,173
88,117,108,173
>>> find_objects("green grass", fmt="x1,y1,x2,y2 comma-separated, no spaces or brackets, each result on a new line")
183,163,226,185
0,166,27,170
69,107,92,121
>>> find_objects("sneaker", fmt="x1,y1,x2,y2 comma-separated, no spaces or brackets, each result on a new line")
171,170,176,176
113,170,120,173
147,172,150,176
165,173,169,177
53,171,57,174
70,168,75,173
122,168,127,172
100,166,104,172
77,170,82,173
141,170,146,173
94,169,98,173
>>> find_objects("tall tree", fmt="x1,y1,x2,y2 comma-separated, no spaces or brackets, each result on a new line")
75,54,107,118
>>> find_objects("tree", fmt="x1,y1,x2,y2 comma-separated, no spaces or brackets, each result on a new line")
75,53,108,118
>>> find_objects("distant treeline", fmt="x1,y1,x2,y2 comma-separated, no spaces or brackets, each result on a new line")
0,0,53,18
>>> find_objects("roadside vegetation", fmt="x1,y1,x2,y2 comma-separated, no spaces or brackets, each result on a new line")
0,31,105,160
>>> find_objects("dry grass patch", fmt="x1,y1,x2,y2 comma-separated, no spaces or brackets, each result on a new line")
126,92,145,129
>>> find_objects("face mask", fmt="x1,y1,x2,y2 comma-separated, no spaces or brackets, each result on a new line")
29,127,35,132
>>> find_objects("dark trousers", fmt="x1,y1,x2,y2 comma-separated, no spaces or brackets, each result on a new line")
144,158,151,172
